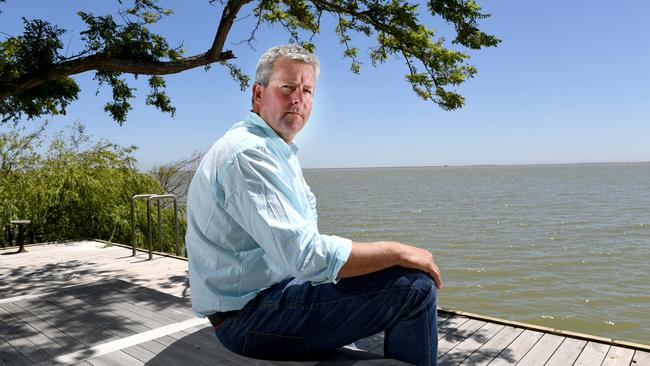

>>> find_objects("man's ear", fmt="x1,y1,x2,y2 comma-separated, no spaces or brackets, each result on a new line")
252,83,263,110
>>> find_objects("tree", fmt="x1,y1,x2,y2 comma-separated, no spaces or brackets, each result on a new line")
150,150,204,206
0,119,47,174
0,121,184,253
0,0,499,125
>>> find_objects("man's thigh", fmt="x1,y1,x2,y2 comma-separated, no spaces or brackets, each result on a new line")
217,266,437,359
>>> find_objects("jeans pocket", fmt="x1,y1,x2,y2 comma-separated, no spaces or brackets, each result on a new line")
242,330,310,360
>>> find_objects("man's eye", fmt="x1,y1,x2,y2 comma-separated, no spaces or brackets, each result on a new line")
303,89,313,95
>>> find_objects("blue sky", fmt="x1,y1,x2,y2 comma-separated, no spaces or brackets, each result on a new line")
2,0,649,169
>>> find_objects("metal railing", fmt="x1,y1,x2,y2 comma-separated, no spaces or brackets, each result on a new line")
131,194,181,260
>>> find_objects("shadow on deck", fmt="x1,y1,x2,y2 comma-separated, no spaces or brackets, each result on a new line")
1,241,648,366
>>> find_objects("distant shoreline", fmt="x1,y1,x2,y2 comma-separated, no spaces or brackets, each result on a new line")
302,161,650,171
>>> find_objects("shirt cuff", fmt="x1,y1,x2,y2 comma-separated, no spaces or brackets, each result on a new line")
322,235,352,284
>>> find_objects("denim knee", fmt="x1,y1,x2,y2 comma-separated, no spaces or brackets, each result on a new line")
391,268,437,314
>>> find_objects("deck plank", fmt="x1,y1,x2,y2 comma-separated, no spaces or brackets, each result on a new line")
0,336,31,366
361,318,453,356
601,346,635,366
98,281,194,321
136,338,224,366
153,334,232,364
486,329,544,366
58,282,183,324
438,322,504,366
39,295,141,340
120,344,158,363
543,337,587,366
438,319,487,356
459,326,524,366
0,302,67,357
0,242,190,299
631,350,650,365
86,350,143,366
0,315,52,363
22,297,111,346
1,300,80,354
160,328,282,365
515,333,565,366
438,315,471,339
356,332,385,355
573,341,610,366
46,291,152,335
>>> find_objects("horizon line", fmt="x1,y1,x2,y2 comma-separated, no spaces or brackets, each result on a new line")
301,160,650,171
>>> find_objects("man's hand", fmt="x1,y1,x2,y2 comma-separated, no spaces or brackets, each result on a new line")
395,243,442,289
338,241,443,289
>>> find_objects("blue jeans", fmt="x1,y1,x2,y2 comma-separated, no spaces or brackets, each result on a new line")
214,267,438,366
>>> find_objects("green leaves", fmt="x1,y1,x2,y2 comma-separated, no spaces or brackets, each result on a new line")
428,0,500,49
78,8,180,123
1,0,500,126
220,62,251,91
1,3,181,125
0,19,80,123
302,0,499,109
146,75,176,116
78,7,181,123
95,71,135,125
0,121,184,250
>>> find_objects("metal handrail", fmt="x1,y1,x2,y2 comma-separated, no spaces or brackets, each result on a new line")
131,193,181,260
131,194,155,257
147,194,180,259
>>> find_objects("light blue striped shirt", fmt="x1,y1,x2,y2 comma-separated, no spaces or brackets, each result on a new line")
186,112,352,316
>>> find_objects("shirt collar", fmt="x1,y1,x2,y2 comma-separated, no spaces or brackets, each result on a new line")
246,111,299,155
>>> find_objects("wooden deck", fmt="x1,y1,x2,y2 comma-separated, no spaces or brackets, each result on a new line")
1,241,648,365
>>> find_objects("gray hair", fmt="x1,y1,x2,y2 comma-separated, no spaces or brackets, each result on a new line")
255,44,320,86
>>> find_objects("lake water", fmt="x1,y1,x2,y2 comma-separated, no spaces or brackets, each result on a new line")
304,163,650,344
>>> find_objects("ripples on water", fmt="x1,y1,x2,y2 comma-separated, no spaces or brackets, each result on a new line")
304,163,650,344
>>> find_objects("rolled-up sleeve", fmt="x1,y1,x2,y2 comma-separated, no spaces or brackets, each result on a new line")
221,147,351,284
303,178,318,225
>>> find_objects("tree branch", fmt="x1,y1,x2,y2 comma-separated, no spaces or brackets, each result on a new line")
308,0,391,34
209,0,252,59
1,51,235,98
2,0,253,99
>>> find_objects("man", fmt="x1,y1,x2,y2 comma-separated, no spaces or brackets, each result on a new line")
186,44,442,366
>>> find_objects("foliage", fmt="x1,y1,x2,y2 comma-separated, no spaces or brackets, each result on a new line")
0,0,499,125
0,19,80,124
150,150,203,206
0,122,186,254
0,119,47,173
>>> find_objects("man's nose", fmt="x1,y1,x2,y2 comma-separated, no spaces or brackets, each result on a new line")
290,88,304,104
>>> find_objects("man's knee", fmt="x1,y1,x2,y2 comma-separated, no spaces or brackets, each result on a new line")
336,266,437,308
366,267,437,312
394,268,437,306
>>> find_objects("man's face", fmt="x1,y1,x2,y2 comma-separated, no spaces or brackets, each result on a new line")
253,57,316,143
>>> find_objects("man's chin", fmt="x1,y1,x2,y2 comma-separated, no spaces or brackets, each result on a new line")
283,114,307,126
284,112,305,121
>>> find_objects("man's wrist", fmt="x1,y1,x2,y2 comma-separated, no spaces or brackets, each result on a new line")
380,241,404,266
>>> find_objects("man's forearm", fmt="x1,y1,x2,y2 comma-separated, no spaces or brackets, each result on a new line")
337,241,401,278
338,241,443,289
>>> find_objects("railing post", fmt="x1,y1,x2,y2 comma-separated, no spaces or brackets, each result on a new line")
157,199,163,253
173,198,180,256
150,194,181,256
147,196,154,260
131,198,136,256
131,193,181,259
131,194,155,257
